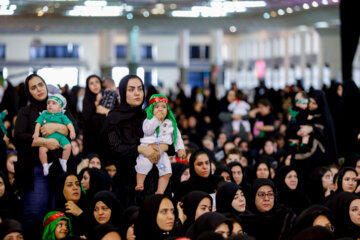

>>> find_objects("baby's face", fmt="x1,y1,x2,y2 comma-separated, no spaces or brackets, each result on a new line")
153,102,167,117
47,100,62,113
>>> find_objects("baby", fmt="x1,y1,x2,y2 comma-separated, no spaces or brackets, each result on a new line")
95,78,120,110
286,91,310,152
33,94,76,176
228,94,251,135
135,94,186,194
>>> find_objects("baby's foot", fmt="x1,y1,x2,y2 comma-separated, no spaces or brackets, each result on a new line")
135,185,144,191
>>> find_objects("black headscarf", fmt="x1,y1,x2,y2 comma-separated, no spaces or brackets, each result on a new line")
254,159,272,179
216,182,245,215
185,212,232,240
214,166,231,181
174,149,222,202
250,178,276,213
54,172,83,210
227,162,251,200
120,206,139,240
291,226,335,240
82,75,102,120
274,166,310,215
0,171,19,220
169,162,189,194
135,194,177,240
305,167,330,204
309,90,338,164
24,73,48,111
325,192,360,238
181,190,212,232
335,167,358,193
343,153,360,169
87,224,121,240
79,168,110,201
0,219,23,240
91,191,123,228
291,205,333,237
104,75,145,126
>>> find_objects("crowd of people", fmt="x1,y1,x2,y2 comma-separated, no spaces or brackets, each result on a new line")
0,72,360,240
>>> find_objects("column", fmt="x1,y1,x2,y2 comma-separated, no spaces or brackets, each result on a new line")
178,29,190,84
210,29,224,85
99,30,116,78
127,26,140,75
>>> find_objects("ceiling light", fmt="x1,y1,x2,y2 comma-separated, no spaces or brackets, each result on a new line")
294,5,301,11
312,1,319,7
84,1,107,7
303,3,310,9
332,0,338,2
142,10,149,17
125,5,133,12
42,6,49,12
297,25,308,31
229,26,237,32
155,3,164,9
0,0,9,5
277,9,285,15
322,0,328,5
37,11,44,16
286,7,293,14
315,21,329,28
169,4,176,10
171,10,199,18
270,11,277,17
67,5,123,17
158,8,165,14
263,12,270,19
151,8,159,14
126,13,133,19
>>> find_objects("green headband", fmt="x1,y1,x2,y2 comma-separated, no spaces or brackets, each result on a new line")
48,95,64,108
145,94,177,146
42,211,72,240
295,99,309,104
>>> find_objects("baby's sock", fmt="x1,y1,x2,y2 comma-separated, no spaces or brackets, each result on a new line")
42,163,49,176
42,162,53,176
59,158,67,172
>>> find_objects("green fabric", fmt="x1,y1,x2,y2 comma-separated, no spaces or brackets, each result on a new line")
35,111,72,126
42,211,72,240
0,111,7,135
288,107,299,123
145,94,177,146
48,95,64,107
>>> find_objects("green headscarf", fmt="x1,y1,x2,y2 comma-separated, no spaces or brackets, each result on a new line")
42,211,72,240
145,94,177,146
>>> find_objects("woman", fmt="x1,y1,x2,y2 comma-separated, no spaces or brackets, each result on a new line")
216,182,247,216
14,74,75,238
180,190,213,233
169,162,190,195
54,172,89,237
101,75,165,206
241,178,295,240
274,166,311,215
227,162,251,200
290,205,334,237
325,192,360,238
91,191,123,228
42,211,72,240
343,153,360,175
174,149,222,203
293,90,337,177
335,167,358,193
120,206,139,240
186,212,233,239
134,194,178,240
82,75,108,155
214,166,232,182
0,171,20,220
305,167,334,204
254,160,271,179
0,219,24,240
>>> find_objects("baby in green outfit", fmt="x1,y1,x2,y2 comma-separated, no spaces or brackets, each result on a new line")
33,94,76,176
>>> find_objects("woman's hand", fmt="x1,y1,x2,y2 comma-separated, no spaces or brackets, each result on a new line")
96,105,110,116
44,138,61,150
65,201,83,217
138,145,160,163
177,202,186,224
297,125,313,137
40,123,58,137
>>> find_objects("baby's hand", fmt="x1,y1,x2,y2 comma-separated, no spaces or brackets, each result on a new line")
70,131,76,140
32,133,39,139
154,111,165,122
3,110,8,115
